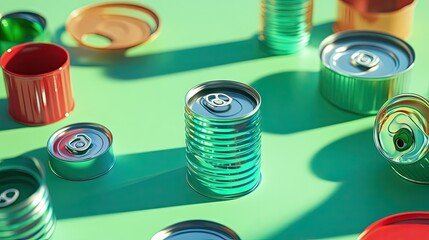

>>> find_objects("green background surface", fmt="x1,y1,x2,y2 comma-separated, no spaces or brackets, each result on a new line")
1,0,429,239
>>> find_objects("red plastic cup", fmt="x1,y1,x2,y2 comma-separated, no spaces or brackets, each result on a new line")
1,43,74,125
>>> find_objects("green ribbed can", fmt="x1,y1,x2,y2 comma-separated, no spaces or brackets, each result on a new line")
259,0,313,55
374,94,429,183
185,80,262,199
0,156,56,239
0,12,50,54
319,31,415,115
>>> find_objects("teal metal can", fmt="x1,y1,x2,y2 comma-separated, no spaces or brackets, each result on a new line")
259,0,313,55
47,122,115,181
319,31,415,115
374,94,429,183
0,156,56,239
0,12,50,54
185,80,262,199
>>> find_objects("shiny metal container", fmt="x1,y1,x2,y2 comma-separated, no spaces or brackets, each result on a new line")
334,0,416,40
47,122,115,181
259,0,313,55
0,12,50,54
374,94,429,184
319,31,415,115
151,220,241,240
0,156,55,239
185,80,262,199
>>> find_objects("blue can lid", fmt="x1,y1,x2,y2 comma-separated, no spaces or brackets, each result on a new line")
186,80,261,119
320,31,415,79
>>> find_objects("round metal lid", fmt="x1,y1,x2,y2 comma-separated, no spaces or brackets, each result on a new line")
0,156,43,209
374,94,429,164
359,212,429,240
151,220,240,240
66,2,160,50
320,31,415,78
47,123,112,162
185,80,261,120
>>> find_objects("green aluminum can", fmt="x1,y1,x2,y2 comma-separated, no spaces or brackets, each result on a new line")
0,156,55,239
319,31,415,115
185,80,262,199
259,0,313,55
0,12,50,54
374,94,429,183
47,122,115,181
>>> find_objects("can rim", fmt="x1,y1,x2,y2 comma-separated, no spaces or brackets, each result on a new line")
373,93,429,165
0,42,70,78
0,11,47,29
65,2,161,51
358,212,429,239
0,156,46,213
319,30,415,80
185,80,261,121
47,122,113,163
151,220,241,240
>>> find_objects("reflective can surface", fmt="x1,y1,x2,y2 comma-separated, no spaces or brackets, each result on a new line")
335,0,416,40
374,94,429,183
1,43,74,125
0,156,55,239
319,31,415,115
185,80,262,199
0,11,50,54
47,122,115,181
151,220,241,240
259,0,313,55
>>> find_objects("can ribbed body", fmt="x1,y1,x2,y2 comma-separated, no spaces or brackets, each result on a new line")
185,81,262,199
4,64,73,125
334,0,415,40
0,157,55,239
387,157,429,184
259,0,313,55
319,65,410,115
1,43,74,125
374,94,429,184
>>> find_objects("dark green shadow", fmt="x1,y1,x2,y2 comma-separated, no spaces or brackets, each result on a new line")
268,129,429,239
309,22,334,48
24,147,215,220
251,71,362,134
53,26,269,79
0,98,25,131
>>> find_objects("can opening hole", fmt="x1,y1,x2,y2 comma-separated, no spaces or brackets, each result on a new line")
82,34,112,48
0,18,44,42
396,138,405,149
1,43,68,75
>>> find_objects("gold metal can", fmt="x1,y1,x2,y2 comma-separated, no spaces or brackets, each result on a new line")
334,0,416,40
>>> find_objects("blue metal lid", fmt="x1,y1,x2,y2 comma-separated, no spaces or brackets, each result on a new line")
186,80,261,119
320,31,415,78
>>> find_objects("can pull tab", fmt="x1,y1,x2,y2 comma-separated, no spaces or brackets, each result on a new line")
66,133,92,155
0,188,20,208
350,50,380,69
203,93,233,112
